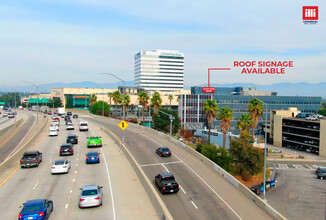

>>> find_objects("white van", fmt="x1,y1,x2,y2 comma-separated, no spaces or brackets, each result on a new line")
79,121,89,131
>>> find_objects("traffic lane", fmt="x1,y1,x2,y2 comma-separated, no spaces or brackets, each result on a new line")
65,123,113,220
84,117,243,219
127,126,273,220
0,116,10,126
267,169,326,220
0,111,35,163
0,119,80,220
0,123,65,220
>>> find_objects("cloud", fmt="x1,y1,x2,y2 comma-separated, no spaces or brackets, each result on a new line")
0,1,325,87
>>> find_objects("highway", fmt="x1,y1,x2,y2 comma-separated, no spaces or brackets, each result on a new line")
82,113,273,220
0,115,158,220
0,111,35,163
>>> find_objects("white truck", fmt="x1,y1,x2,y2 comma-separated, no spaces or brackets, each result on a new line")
57,107,65,116
40,106,50,113
32,106,40,111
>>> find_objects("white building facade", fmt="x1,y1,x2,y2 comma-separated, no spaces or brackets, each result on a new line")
134,49,184,91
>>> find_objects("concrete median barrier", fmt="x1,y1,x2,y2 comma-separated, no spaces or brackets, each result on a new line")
0,118,23,146
100,126,173,220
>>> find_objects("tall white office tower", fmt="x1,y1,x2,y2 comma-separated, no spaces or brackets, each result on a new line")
134,49,184,91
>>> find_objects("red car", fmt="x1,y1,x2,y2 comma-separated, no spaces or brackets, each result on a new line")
54,118,60,122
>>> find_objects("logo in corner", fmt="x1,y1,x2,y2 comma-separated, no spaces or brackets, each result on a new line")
303,6,318,24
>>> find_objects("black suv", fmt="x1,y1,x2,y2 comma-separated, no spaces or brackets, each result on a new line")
155,173,179,194
316,166,326,179
59,144,74,156
67,112,72,116
66,135,78,145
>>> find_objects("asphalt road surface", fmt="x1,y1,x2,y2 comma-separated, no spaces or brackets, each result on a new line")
82,114,273,220
0,116,158,220
0,111,35,163
267,167,326,220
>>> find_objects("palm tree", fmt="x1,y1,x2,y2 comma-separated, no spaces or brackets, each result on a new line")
89,94,97,108
151,92,162,113
119,94,130,117
218,106,234,149
248,98,264,137
108,92,113,116
203,99,219,144
168,95,173,110
112,90,122,117
236,113,253,134
138,91,149,126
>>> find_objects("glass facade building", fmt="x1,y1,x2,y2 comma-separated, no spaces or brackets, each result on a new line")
179,87,322,133
65,94,90,110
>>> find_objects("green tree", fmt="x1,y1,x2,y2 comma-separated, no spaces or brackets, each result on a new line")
203,99,219,144
112,90,122,117
119,94,130,117
151,92,162,113
248,98,264,137
152,108,181,134
0,92,21,107
218,106,234,149
229,131,264,176
138,91,149,126
89,94,97,106
199,144,233,172
318,108,326,116
236,113,253,134
168,95,173,110
90,101,110,116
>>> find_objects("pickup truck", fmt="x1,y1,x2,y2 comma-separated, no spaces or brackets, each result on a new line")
20,151,43,168
155,172,179,194
251,179,276,195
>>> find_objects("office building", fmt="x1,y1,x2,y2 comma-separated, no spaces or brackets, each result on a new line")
134,49,184,91
178,86,322,136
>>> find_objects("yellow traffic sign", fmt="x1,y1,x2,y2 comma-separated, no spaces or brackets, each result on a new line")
119,120,128,130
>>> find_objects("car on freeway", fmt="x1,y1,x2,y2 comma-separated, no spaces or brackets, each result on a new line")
65,119,72,125
47,112,52,115
85,152,100,164
67,111,72,116
51,121,60,127
155,172,179,194
20,151,42,168
48,129,58,137
316,166,326,179
3,112,7,117
59,144,74,156
156,147,172,157
50,124,59,131
8,112,15,118
66,123,74,130
64,116,71,121
61,114,66,118
87,135,102,148
51,159,71,174
18,199,53,220
79,121,89,131
66,134,78,145
73,114,78,118
52,117,60,122
79,185,103,208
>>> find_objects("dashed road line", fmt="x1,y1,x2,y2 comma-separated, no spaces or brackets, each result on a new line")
179,185,187,194
140,161,182,167
191,201,198,209
32,182,39,191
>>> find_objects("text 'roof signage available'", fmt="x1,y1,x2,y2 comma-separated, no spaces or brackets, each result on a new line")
202,87,215,93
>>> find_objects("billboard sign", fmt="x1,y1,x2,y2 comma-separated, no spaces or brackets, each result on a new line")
202,87,215,93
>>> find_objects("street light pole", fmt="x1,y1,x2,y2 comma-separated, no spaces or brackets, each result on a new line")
4,86,18,126
102,88,104,117
102,73,125,143
142,82,152,127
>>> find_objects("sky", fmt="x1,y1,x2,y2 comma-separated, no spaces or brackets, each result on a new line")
0,0,325,88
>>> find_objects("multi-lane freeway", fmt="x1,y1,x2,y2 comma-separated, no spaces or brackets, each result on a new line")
0,111,274,220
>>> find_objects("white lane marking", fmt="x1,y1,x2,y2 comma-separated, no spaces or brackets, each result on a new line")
161,164,169,172
89,125,116,220
70,190,72,193
49,158,52,165
278,164,289,169
77,158,79,161
5,114,35,161
134,130,242,220
75,171,77,174
306,165,314,169
179,185,187,194
76,163,78,166
140,161,183,167
293,165,304,169
32,182,39,191
65,204,68,209
73,179,76,182
191,201,198,209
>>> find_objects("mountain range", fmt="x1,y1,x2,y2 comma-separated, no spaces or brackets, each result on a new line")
1,81,325,99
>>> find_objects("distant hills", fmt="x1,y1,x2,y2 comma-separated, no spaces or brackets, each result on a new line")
1,81,325,99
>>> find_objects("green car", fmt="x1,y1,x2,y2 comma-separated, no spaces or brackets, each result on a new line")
87,135,102,148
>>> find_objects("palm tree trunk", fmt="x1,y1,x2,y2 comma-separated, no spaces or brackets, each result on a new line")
142,107,145,126
223,132,226,149
208,124,211,144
